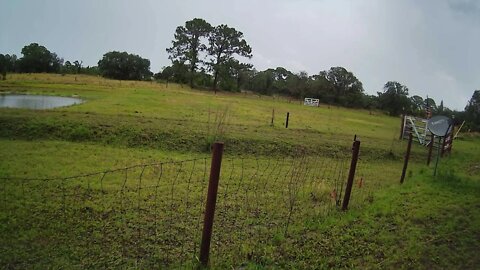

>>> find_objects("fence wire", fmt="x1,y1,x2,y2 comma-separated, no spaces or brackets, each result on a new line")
1,151,361,268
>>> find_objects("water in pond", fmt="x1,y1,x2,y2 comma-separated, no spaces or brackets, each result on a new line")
0,94,83,109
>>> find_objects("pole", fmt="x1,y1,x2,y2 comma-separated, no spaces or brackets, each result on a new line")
441,134,447,157
285,112,290,128
454,120,465,139
434,136,441,176
400,132,413,184
342,138,361,211
271,108,275,126
199,142,224,267
427,133,434,166
448,129,454,153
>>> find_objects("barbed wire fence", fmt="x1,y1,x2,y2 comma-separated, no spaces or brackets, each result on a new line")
0,136,379,268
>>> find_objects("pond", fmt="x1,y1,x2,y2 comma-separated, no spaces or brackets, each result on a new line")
0,94,83,109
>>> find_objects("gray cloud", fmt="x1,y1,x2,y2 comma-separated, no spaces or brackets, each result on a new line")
0,0,478,110
448,0,480,16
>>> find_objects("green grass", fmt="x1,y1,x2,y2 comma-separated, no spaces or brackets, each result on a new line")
0,74,479,269
0,73,403,157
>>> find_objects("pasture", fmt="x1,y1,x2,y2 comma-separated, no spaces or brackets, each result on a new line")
0,74,479,269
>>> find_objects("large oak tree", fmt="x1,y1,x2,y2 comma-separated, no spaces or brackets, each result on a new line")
17,43,62,73
98,51,151,80
377,81,410,116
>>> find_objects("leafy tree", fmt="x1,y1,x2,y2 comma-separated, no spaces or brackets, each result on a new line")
409,95,425,115
0,54,6,80
250,69,273,95
194,66,213,88
166,18,212,88
73,60,83,74
320,67,364,107
63,61,73,74
0,54,17,73
363,95,379,111
309,73,335,103
155,66,173,81
286,71,309,98
464,90,480,131
220,59,252,91
377,81,410,116
425,97,437,113
17,43,62,73
436,100,444,114
207,24,252,92
81,66,99,76
98,51,152,80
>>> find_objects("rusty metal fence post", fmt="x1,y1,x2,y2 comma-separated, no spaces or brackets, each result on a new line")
199,142,224,267
448,129,454,154
440,135,447,157
400,132,413,184
342,137,361,211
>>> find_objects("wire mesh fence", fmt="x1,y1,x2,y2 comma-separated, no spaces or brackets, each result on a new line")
0,143,376,268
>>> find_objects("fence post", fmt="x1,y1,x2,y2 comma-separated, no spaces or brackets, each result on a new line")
199,142,224,267
448,129,454,153
271,108,275,126
440,135,447,157
427,133,434,166
400,132,413,184
285,112,290,128
342,137,361,211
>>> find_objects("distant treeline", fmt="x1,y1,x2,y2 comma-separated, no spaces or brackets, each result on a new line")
0,18,479,130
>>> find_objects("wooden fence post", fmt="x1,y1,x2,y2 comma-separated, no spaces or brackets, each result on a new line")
285,112,290,128
342,137,361,211
199,142,224,267
271,109,275,126
400,132,413,184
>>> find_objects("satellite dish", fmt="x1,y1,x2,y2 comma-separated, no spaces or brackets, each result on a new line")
427,116,452,136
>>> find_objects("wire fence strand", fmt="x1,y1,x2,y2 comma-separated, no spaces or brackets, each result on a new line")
0,145,395,268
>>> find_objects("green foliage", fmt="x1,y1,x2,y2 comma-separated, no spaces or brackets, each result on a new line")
17,43,63,73
0,54,17,73
409,95,425,116
62,60,83,74
464,90,480,131
0,54,6,80
155,61,190,85
98,51,152,80
321,67,364,107
377,81,410,116
166,18,213,88
207,24,253,91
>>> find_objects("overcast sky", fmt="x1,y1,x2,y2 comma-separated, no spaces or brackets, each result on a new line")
1,0,478,110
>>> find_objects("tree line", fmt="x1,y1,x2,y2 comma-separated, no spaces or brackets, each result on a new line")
0,18,479,131
0,43,150,80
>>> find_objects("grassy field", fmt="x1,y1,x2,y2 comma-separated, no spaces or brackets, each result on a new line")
0,74,404,157
0,74,479,269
